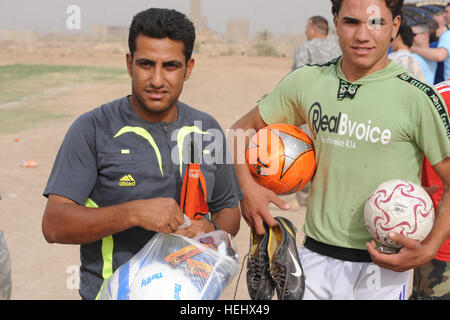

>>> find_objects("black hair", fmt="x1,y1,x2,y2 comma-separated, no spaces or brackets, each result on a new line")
331,0,404,19
396,24,414,47
128,8,195,62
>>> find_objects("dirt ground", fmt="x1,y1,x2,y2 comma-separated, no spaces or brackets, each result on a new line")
0,49,310,300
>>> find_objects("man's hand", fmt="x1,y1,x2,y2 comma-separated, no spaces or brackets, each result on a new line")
130,198,185,234
366,232,436,272
240,179,290,235
367,184,441,272
230,105,291,235
174,217,215,238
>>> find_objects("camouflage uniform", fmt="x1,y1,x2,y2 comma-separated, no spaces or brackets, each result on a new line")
409,259,450,300
0,230,11,300
388,50,427,83
292,38,342,70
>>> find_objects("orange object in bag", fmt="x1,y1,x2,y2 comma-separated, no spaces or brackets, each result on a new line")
180,142,209,220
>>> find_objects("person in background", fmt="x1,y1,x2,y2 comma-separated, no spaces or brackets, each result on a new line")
291,15,342,70
409,79,450,300
411,24,438,85
411,2,450,81
425,19,445,84
433,11,449,38
389,24,426,82
0,194,12,300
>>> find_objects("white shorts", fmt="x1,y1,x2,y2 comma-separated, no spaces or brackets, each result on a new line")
299,246,410,300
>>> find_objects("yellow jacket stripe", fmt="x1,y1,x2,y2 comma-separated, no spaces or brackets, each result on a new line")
84,198,114,300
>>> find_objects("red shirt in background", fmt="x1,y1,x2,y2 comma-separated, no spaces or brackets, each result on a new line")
422,81,450,262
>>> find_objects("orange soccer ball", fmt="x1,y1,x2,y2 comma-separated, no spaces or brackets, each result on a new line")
245,123,316,195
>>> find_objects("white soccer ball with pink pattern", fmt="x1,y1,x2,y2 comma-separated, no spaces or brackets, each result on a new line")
364,179,435,251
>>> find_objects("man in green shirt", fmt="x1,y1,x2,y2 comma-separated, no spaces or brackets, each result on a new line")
232,0,450,299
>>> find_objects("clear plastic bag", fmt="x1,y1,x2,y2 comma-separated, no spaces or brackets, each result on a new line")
97,220,239,300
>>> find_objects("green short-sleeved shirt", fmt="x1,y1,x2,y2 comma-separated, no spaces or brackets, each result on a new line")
259,57,450,250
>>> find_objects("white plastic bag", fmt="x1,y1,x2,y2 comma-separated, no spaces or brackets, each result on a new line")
97,224,239,300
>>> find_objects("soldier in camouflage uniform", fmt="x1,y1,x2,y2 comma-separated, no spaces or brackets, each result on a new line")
0,194,11,300
0,231,11,300
291,16,342,71
410,259,450,300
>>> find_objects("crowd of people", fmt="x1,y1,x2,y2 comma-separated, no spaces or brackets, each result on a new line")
389,4,450,85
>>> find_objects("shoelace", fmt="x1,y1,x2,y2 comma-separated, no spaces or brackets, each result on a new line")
233,253,249,300
248,255,269,288
233,253,267,299
271,263,290,297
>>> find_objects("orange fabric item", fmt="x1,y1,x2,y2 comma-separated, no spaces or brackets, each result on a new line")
180,162,209,220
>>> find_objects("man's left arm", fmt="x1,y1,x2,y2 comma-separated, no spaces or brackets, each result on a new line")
211,207,241,236
367,157,450,272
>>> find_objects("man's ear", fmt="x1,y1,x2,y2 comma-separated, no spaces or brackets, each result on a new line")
392,15,401,40
184,58,195,81
126,53,133,77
